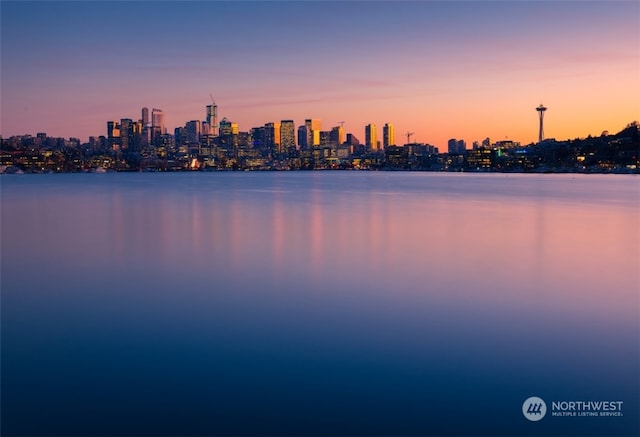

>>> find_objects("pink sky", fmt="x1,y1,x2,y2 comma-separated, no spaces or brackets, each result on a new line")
2,1,638,148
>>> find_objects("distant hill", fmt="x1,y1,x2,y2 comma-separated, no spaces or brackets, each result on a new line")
614,121,640,140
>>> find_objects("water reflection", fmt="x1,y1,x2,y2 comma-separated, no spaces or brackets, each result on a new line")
1,172,638,436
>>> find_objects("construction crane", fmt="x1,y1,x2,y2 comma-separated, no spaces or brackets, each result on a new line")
209,93,216,105
406,131,415,145
337,121,345,128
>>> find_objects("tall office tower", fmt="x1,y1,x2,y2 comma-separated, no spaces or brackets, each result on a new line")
151,108,165,146
383,123,395,147
174,127,185,146
107,121,120,149
151,108,165,133
219,118,238,136
346,133,360,146
305,119,321,147
107,121,120,140
120,118,141,151
265,122,281,150
206,103,218,136
337,125,345,144
448,138,457,154
140,108,150,147
457,139,466,153
141,107,149,126
482,137,491,148
141,126,151,147
536,104,547,143
319,131,331,146
251,126,266,149
365,124,377,151
279,120,295,153
134,120,143,145
185,120,201,144
298,125,308,149
119,119,132,150
218,118,239,149
329,126,344,145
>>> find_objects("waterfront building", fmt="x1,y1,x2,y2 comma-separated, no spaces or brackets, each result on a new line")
467,148,494,170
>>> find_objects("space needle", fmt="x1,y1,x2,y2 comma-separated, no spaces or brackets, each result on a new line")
536,104,547,143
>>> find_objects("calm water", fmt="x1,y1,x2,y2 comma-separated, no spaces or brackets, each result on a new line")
1,172,638,436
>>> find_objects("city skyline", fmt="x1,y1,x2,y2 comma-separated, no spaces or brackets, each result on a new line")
2,1,639,147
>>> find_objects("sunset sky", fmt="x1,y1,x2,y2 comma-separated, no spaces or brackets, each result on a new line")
2,1,639,148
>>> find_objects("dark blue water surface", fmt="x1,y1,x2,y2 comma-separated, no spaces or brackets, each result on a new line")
2,172,638,436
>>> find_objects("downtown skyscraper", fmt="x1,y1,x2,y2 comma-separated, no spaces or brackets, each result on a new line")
141,107,150,127
141,107,151,146
383,123,395,147
151,109,165,134
365,124,377,151
151,108,166,146
305,119,321,149
265,122,280,151
206,103,218,136
279,120,295,153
